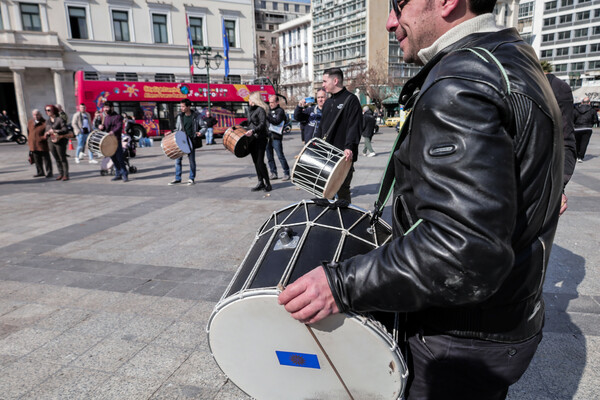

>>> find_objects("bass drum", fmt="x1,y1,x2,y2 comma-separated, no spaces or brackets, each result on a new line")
223,125,253,158
207,200,407,400
87,130,118,157
161,130,191,159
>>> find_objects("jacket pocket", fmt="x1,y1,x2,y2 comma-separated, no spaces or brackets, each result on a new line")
393,194,414,235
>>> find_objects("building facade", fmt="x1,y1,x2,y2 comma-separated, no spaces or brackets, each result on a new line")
275,14,312,105
0,0,256,130
254,0,311,88
521,0,600,99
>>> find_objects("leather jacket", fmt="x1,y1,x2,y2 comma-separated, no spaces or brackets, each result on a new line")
324,29,563,343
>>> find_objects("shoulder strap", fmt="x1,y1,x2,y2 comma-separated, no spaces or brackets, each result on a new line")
323,93,353,141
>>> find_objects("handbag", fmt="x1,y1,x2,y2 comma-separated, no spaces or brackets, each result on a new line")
192,135,203,149
28,151,34,165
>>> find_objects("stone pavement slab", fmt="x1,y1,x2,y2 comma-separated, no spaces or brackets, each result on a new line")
0,128,599,399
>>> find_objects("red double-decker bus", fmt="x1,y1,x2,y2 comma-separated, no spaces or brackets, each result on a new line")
74,71,276,140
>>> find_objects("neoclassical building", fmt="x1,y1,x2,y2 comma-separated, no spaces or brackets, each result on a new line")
0,0,256,130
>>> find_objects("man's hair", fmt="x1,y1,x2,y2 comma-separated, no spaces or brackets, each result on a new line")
269,95,279,103
80,103,86,106
180,98,192,107
582,97,590,103
324,68,344,84
468,0,497,15
316,88,327,96
103,101,113,107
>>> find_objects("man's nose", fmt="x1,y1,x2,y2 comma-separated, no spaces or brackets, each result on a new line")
386,10,399,32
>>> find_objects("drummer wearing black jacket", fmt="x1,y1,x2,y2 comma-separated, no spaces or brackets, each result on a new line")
314,68,362,202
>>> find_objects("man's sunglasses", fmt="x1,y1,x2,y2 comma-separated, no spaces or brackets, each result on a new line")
390,0,410,15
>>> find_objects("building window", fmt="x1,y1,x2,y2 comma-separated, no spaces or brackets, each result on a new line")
557,30,571,40
224,75,241,84
559,14,572,24
192,75,208,83
272,2,278,10
305,5,310,12
572,45,586,54
574,28,588,38
555,63,567,72
189,17,203,46
284,3,289,11
20,3,42,31
0,8,3,30
593,26,600,35
544,1,557,10
571,62,584,71
578,0,590,3
561,0,573,4
154,73,175,82
518,2,534,18
595,10,600,18
541,49,553,57
590,43,600,52
112,10,130,42
260,1,266,7
295,4,300,12
556,47,569,56
543,17,556,26
542,33,555,42
152,13,168,43
68,6,88,39
224,19,236,48
116,72,138,81
589,60,600,69
576,11,590,21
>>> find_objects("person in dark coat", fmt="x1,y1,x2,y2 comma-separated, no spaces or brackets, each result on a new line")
294,89,326,143
27,109,52,178
573,96,599,162
361,106,377,157
44,104,69,181
546,73,577,215
244,91,271,192
203,111,218,145
313,68,362,202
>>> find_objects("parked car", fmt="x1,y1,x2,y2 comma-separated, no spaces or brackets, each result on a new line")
385,117,402,127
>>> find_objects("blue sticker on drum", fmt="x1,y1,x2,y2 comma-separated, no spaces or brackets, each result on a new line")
276,351,320,369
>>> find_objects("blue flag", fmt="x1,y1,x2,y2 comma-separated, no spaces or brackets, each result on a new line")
222,20,230,77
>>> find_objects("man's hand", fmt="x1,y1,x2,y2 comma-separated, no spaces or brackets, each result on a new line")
278,266,339,324
99,124,105,131
560,193,568,216
344,149,353,162
245,130,253,137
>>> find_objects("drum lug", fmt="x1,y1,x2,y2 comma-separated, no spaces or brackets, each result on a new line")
273,227,299,250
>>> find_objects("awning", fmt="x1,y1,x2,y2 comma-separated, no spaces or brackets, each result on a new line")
572,86,600,102
382,95,399,105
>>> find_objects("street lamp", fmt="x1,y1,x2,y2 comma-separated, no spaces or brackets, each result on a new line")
193,46,223,114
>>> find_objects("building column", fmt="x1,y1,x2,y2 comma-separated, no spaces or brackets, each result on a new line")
52,69,65,109
10,67,28,133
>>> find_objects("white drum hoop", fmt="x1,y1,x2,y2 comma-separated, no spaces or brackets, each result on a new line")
207,200,407,400
291,138,352,199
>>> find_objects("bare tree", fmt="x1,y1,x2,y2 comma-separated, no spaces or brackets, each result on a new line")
256,37,280,91
346,60,395,110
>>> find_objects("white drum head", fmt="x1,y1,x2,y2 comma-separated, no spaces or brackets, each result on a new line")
174,130,191,154
208,293,407,400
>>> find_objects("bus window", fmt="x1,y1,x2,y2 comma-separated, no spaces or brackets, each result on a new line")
157,102,176,131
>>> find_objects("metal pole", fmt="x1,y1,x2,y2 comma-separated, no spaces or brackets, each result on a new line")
206,58,211,115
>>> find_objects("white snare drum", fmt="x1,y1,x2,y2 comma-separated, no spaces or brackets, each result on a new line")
207,200,407,400
161,130,191,159
291,138,352,199
86,130,118,157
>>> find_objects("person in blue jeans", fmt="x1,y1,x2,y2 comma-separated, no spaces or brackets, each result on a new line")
265,95,290,181
71,103,97,164
169,98,203,186
203,111,218,145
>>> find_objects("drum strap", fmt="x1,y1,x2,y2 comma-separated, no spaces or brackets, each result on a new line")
370,109,412,225
322,94,352,141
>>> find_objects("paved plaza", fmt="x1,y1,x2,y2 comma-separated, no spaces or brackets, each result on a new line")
0,127,599,399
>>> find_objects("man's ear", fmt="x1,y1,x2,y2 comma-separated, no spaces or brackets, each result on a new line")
440,0,462,18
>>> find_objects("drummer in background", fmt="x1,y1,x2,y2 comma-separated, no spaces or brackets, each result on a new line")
294,88,327,144
313,68,362,203
98,101,128,182
244,91,271,192
168,98,202,186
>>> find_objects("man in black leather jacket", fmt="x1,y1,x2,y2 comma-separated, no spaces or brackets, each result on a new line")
279,0,563,398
